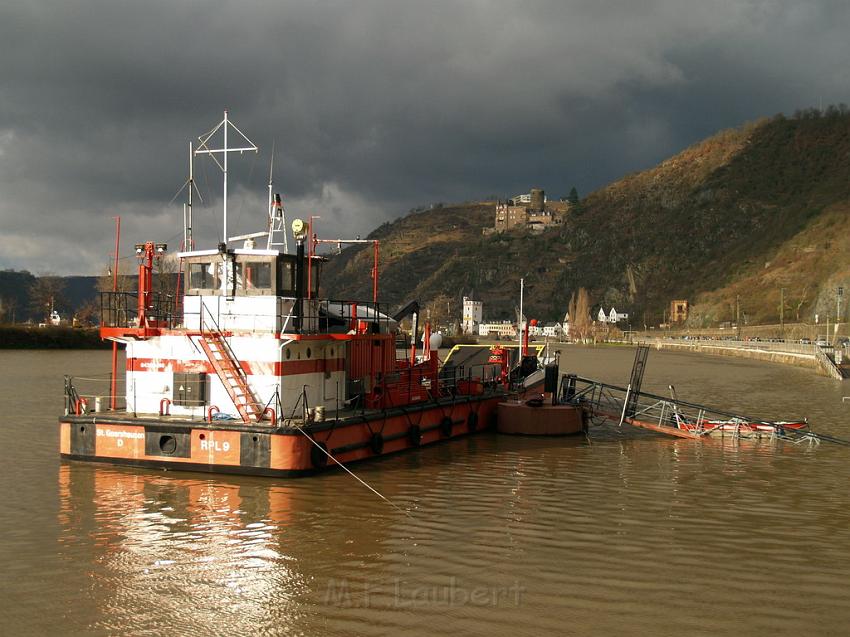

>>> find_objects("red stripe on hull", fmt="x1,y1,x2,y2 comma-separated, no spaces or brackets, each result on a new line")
126,357,345,375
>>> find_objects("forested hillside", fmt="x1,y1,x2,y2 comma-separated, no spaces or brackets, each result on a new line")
323,110,850,327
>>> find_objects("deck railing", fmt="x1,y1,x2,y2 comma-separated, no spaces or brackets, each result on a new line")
100,291,177,329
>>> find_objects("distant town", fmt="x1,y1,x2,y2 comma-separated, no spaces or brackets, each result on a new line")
460,295,630,340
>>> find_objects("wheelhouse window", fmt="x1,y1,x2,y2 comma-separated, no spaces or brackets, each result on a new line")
243,262,271,291
188,262,217,290
278,258,295,296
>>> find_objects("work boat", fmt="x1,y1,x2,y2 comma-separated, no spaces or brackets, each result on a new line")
59,112,543,477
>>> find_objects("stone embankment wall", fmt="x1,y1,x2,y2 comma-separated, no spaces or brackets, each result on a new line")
639,338,838,376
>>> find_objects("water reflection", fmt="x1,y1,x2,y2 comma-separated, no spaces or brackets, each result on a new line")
35,343,850,635
58,464,311,635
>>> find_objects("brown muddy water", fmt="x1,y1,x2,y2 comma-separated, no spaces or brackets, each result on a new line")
1,347,849,636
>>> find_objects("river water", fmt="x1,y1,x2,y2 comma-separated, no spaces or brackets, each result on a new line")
1,347,849,636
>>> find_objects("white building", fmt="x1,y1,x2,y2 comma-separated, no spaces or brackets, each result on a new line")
542,323,562,338
608,308,629,323
597,308,608,323
462,297,483,334
518,322,563,340
478,321,517,338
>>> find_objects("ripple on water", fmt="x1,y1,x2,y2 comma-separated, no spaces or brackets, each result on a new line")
3,348,850,635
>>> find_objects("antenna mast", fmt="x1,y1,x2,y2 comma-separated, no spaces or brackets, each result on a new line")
194,110,258,246
267,141,274,242
187,141,194,249
265,143,289,253
267,197,289,253
172,141,203,250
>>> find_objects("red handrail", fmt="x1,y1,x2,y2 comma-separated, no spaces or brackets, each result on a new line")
262,407,276,426
74,398,88,415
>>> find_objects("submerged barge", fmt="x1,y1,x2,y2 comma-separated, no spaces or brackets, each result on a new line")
60,112,542,477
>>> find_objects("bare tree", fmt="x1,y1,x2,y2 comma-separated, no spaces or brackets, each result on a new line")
4,297,17,325
74,299,100,327
575,288,592,340
98,256,139,295
794,285,809,322
568,288,592,341
28,276,67,322
155,254,181,299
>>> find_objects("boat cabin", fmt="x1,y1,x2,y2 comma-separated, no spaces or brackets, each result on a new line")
180,248,322,334
101,243,410,423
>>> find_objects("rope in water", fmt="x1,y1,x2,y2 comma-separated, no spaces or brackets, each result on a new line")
293,426,413,518
286,385,412,518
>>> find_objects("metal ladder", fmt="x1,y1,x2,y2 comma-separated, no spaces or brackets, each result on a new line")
198,330,264,423
624,344,649,417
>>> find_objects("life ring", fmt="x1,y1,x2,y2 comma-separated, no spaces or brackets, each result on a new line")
467,411,478,432
408,425,422,446
310,441,329,468
370,432,384,455
440,416,453,437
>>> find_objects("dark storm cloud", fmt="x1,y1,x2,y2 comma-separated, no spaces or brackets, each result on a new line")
1,0,849,273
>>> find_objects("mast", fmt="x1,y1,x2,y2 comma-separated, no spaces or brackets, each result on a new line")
110,216,120,411
187,141,194,249
194,110,258,246
265,143,289,252
267,142,273,245
518,277,524,353
223,109,228,243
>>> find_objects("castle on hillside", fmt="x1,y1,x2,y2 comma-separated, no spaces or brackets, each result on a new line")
487,188,570,234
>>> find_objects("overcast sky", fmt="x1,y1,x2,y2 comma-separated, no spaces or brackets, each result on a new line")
1,0,849,275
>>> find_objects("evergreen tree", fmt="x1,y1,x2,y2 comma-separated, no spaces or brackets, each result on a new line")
567,186,579,206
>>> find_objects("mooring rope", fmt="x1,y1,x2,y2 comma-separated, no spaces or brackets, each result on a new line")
286,384,411,518
293,426,413,518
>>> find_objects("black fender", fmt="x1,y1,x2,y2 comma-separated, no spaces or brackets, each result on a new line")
408,425,422,446
370,432,384,455
310,441,329,468
440,416,453,437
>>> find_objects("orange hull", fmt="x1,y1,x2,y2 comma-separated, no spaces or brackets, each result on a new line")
592,410,702,439
677,419,808,434
59,394,506,477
